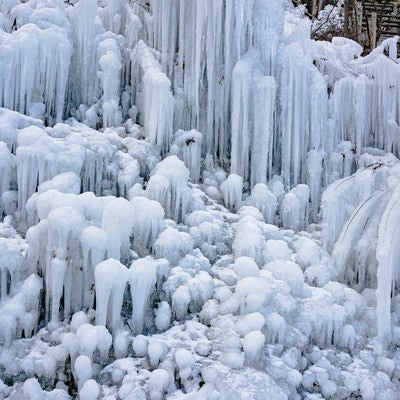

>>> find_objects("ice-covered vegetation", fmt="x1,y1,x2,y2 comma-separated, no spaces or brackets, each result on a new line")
0,0,400,399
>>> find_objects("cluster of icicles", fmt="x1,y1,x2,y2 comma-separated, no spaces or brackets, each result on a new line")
0,0,400,347
1,0,399,190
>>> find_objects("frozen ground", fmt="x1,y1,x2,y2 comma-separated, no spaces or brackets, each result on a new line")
0,0,400,399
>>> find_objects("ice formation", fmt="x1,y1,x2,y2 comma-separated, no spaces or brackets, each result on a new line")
129,257,157,334
147,156,191,222
130,196,164,256
94,259,128,329
133,40,174,154
0,0,400,399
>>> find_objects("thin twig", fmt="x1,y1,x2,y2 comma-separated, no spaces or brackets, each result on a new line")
311,0,342,36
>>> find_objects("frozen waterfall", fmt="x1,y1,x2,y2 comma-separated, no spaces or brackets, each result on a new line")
1,0,400,398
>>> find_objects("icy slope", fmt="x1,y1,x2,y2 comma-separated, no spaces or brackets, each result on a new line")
0,0,400,399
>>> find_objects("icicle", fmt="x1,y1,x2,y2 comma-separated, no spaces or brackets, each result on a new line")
230,56,253,182
133,40,174,155
332,191,384,285
322,164,387,252
306,150,324,221
129,257,157,334
0,22,71,122
249,183,277,224
233,212,264,265
94,259,129,330
130,196,164,256
0,142,15,216
173,129,203,182
220,174,243,212
69,0,98,107
81,226,107,309
46,206,84,321
280,44,313,188
154,227,194,266
101,197,135,261
50,258,67,323
251,76,276,186
147,156,191,222
98,36,122,128
376,185,400,345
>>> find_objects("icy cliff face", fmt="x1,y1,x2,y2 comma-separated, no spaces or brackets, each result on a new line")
1,0,400,399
